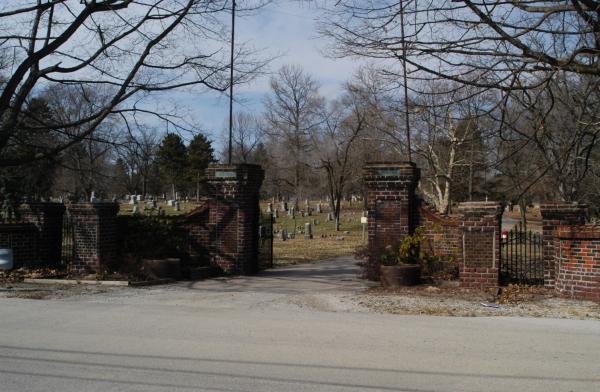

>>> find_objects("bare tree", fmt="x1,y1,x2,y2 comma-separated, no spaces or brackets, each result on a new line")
312,82,367,230
264,65,323,199
221,111,263,163
0,0,266,168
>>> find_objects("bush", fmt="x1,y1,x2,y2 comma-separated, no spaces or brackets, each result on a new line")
115,215,187,274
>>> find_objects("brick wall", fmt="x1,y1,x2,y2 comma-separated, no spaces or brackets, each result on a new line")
68,203,119,275
554,225,600,301
540,202,587,288
363,162,420,279
417,200,461,260
182,201,211,269
457,202,503,288
0,223,38,267
205,164,264,275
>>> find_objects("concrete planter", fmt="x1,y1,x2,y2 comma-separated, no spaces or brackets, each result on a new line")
0,248,14,270
142,258,181,280
380,264,421,288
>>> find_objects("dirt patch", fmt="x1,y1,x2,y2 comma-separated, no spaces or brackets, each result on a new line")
353,284,600,319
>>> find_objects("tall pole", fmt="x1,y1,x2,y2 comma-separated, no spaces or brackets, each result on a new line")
228,0,236,164
400,0,412,162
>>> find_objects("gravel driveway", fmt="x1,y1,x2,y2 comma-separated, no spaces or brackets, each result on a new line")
1,257,599,319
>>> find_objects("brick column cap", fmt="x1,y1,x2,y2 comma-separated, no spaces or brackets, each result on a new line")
205,163,264,186
457,201,503,216
540,201,587,213
67,202,119,215
556,225,600,240
363,161,420,184
22,202,66,215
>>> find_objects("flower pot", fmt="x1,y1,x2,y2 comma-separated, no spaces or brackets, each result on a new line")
142,258,181,280
380,264,421,288
0,248,13,270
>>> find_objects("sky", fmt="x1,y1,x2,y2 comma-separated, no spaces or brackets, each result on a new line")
173,0,362,149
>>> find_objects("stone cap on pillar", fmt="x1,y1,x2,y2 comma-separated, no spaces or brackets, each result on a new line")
540,201,588,218
363,161,420,187
206,164,265,187
457,201,503,218
67,202,120,216
555,225,600,240
22,202,66,216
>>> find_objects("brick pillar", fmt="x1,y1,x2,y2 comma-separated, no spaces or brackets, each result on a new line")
540,202,587,288
363,162,420,279
458,201,503,288
205,164,264,275
21,202,65,266
68,202,119,275
554,226,600,301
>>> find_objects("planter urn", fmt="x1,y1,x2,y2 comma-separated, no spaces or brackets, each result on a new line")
380,264,421,288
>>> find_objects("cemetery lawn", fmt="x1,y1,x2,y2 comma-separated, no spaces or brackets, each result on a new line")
118,201,204,216
117,200,366,266
266,201,366,266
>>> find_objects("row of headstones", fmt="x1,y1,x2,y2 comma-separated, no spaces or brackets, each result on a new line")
130,200,181,215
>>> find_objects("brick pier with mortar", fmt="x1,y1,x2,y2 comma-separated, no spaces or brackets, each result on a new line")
68,202,119,275
363,162,420,279
540,202,587,288
457,202,503,288
204,164,264,275
553,225,600,301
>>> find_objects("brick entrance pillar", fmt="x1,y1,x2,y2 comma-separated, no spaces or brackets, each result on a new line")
21,202,65,265
540,202,587,288
457,202,503,288
68,202,119,275
363,162,420,279
206,164,264,275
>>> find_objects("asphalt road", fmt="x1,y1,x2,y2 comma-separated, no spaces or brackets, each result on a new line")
1,258,599,392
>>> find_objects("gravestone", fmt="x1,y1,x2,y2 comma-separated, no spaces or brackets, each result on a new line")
304,223,313,239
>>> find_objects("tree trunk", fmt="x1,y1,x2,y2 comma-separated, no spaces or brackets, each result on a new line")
196,172,200,202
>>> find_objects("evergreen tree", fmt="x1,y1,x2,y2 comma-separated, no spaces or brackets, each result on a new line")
187,133,215,200
156,133,187,199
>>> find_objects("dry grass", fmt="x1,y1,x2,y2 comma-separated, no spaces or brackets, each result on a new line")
118,201,204,216
264,201,366,266
117,199,367,266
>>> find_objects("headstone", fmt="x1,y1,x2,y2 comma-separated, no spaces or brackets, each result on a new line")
167,200,174,207
175,192,179,200
128,197,136,205
327,212,333,221
290,207,295,219
280,229,287,241
316,203,322,214
304,223,313,239
175,201,181,212
132,205,139,214
273,209,278,219
158,207,165,216
267,203,273,214
90,191,97,203
313,219,319,226
136,194,142,202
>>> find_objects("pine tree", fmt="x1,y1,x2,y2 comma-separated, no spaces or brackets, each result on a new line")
157,133,187,199
187,133,215,200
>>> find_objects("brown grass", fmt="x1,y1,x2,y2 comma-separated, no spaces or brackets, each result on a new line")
265,201,366,266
